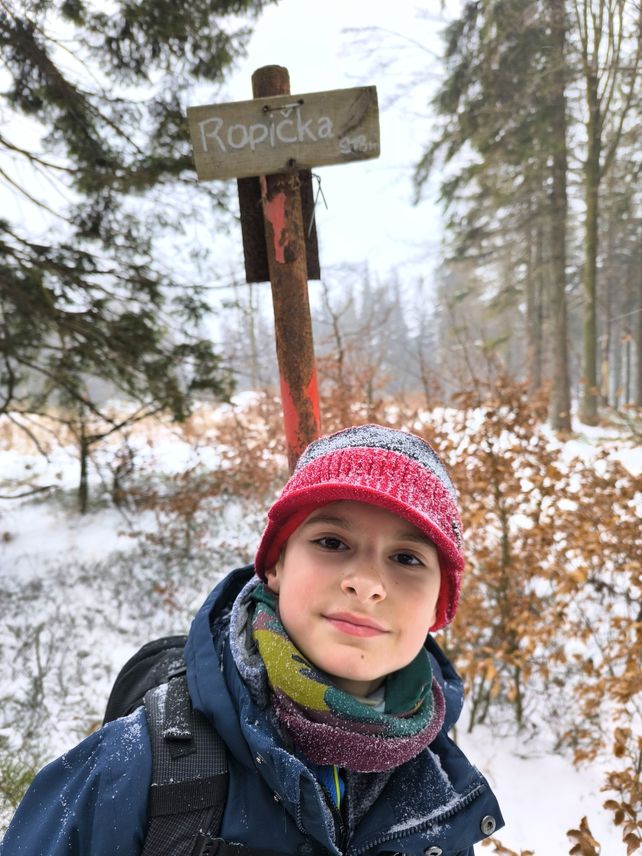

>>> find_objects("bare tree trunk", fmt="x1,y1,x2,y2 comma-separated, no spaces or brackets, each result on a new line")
624,332,631,405
78,420,89,515
579,82,601,425
604,186,617,407
613,320,623,408
320,280,351,425
526,204,542,394
547,0,572,432
636,247,642,406
527,213,546,395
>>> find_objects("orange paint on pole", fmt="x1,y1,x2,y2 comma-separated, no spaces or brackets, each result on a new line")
279,369,321,467
262,190,288,263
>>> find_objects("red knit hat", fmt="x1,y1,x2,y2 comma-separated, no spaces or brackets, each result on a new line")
254,424,464,631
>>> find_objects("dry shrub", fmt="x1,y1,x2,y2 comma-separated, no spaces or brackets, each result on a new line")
567,817,602,855
8,375,639,852
481,837,535,855
409,377,641,854
315,367,639,853
317,349,392,430
211,393,290,498
430,382,557,730
132,393,287,500
602,728,642,854
124,393,290,568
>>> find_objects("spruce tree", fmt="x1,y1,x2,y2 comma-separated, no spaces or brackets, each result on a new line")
416,0,572,429
0,0,274,427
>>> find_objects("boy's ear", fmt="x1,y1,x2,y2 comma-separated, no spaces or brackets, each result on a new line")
264,563,281,594
428,603,437,629
263,545,286,594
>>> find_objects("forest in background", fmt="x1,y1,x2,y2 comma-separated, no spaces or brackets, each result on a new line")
1,0,641,853
416,0,641,433
1,0,640,444
222,0,641,435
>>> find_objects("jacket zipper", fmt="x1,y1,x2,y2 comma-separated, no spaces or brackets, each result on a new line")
294,778,347,856
349,783,485,856
330,788,349,854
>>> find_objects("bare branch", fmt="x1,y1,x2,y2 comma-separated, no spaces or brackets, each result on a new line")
0,484,57,500
0,165,67,219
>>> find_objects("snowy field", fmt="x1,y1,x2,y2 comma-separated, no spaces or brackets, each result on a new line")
1,406,640,853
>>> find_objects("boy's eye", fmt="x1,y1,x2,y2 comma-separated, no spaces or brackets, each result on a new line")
393,552,423,567
314,536,347,551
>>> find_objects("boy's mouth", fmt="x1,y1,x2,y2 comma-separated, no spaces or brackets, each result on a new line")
324,612,389,637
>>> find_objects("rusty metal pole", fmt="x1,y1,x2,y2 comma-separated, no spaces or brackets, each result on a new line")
252,65,321,471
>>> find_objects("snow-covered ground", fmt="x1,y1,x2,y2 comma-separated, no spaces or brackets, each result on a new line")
1,409,640,852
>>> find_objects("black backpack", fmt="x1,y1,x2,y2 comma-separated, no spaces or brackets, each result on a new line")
104,636,286,856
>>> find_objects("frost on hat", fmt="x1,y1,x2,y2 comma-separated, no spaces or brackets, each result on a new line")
254,424,464,630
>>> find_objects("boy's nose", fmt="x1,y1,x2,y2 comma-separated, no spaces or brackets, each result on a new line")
340,561,386,602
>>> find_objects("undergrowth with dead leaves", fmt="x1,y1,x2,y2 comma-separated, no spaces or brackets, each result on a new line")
1,382,640,851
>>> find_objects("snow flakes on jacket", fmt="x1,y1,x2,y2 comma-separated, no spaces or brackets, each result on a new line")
1,565,503,856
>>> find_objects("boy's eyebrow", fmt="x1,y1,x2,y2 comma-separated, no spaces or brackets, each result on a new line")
301,514,354,530
398,530,436,547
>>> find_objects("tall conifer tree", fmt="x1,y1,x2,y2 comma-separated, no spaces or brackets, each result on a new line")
415,0,573,429
0,0,273,424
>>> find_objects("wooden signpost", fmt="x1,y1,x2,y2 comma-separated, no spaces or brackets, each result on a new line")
187,66,380,470
187,85,379,181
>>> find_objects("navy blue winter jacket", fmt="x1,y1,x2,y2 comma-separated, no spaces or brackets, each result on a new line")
0,565,503,855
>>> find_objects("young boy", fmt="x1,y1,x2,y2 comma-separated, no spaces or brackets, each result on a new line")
1,424,503,855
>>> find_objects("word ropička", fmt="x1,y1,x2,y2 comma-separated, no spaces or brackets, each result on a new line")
198,105,335,154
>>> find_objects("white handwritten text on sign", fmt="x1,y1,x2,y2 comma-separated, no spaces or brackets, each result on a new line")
187,86,379,181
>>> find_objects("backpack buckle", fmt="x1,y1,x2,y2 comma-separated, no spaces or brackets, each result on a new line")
191,832,223,856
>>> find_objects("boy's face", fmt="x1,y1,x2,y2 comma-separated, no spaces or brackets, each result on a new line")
264,500,441,697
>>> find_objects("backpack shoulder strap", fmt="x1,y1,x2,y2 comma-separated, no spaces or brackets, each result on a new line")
142,674,296,856
141,674,228,856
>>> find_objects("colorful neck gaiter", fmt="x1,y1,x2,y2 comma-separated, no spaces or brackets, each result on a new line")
249,584,445,773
